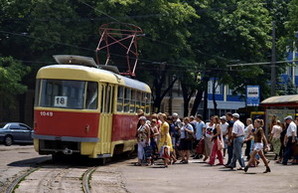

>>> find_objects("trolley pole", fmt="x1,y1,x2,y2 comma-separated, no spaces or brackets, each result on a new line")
271,22,276,96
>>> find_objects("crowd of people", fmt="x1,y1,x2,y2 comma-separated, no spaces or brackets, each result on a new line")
135,111,298,173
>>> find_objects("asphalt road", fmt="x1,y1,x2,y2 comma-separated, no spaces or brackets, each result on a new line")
120,155,298,193
0,145,297,193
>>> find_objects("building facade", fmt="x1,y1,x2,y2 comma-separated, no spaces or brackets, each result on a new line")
161,78,245,118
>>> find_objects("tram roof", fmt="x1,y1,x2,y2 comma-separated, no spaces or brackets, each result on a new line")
36,64,151,92
261,94,298,106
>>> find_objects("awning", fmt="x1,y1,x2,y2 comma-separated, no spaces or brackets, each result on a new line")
261,94,298,105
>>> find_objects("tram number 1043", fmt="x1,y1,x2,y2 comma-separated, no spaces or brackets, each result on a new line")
54,96,68,107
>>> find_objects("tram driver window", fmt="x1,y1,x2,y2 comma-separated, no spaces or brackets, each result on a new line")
86,82,98,109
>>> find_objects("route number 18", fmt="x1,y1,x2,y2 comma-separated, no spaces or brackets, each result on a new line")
54,96,68,107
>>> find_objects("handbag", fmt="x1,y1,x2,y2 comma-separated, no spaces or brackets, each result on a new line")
143,145,153,159
196,139,205,154
185,125,195,141
217,139,224,150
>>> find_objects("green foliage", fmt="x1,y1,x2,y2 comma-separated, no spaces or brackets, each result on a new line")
0,0,296,113
285,0,298,47
186,0,273,101
0,56,30,107
96,0,198,61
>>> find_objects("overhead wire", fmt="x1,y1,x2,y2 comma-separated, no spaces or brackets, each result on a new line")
78,0,274,68
1,1,279,71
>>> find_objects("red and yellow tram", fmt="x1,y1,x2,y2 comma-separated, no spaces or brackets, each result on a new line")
33,55,151,159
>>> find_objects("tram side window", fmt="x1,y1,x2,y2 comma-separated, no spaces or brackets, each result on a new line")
117,86,124,112
145,93,151,114
86,82,98,109
141,92,146,109
130,90,136,113
136,91,142,110
124,88,131,113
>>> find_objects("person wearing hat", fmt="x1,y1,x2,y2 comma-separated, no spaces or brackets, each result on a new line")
282,116,297,165
225,113,245,170
135,116,150,166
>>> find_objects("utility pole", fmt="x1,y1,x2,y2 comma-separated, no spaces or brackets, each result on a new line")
271,21,276,96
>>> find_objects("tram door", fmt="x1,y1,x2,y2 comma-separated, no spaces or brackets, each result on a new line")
98,83,114,156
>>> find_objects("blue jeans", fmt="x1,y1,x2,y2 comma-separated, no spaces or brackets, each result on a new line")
282,137,295,164
229,137,245,168
226,143,233,165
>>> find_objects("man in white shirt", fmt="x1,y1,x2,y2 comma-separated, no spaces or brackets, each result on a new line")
282,116,297,165
226,113,245,170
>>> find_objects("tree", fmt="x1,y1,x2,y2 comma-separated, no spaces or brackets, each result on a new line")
0,56,30,121
285,0,298,49
94,0,198,111
186,0,273,117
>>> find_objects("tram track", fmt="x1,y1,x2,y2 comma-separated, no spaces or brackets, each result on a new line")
5,167,40,193
5,162,99,193
82,167,97,193
4,154,132,193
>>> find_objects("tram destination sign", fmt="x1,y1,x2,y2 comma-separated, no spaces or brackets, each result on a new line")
246,85,260,106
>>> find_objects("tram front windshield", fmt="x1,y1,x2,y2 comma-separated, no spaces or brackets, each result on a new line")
35,79,98,109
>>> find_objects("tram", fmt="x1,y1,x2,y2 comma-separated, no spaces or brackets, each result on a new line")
33,55,151,159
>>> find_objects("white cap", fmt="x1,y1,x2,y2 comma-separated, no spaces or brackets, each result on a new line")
172,113,178,117
284,115,293,121
232,113,240,119
220,116,227,120
139,116,147,121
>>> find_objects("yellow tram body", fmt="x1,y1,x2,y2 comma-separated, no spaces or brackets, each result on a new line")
33,56,151,158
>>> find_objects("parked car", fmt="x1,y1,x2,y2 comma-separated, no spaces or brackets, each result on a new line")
0,122,33,146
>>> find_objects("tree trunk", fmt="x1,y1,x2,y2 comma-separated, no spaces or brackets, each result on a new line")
152,74,177,113
190,77,209,116
190,89,203,116
203,80,208,121
181,81,196,117
212,79,218,115
181,82,188,117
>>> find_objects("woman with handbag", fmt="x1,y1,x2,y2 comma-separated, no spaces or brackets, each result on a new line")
208,116,224,166
158,113,173,168
135,116,150,166
179,117,194,164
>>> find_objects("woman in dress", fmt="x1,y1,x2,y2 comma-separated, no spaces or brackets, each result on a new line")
208,116,224,166
269,120,282,161
135,116,150,166
244,119,271,173
158,113,173,168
